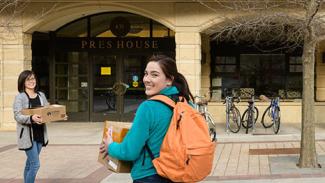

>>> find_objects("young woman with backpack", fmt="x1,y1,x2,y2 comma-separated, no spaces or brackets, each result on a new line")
100,54,194,183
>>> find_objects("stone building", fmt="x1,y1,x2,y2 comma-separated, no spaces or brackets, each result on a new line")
1,0,325,130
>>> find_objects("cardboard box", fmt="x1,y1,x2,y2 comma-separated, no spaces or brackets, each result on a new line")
98,121,132,173
21,104,66,123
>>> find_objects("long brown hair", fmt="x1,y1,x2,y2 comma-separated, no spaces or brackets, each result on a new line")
148,54,194,101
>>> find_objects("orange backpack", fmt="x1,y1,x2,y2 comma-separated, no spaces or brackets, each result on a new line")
146,95,216,182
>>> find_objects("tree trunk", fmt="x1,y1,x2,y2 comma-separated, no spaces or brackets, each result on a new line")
298,0,319,168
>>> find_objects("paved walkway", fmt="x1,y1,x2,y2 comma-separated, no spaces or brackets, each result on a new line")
1,122,325,183
0,122,109,183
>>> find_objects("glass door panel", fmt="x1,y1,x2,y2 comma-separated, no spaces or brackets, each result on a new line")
54,52,89,121
120,55,147,120
92,55,119,121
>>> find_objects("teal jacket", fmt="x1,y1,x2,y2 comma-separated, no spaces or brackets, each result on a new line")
108,86,178,180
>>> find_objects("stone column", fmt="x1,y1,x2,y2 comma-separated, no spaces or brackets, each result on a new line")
0,27,32,130
316,40,325,101
201,34,211,99
175,29,202,96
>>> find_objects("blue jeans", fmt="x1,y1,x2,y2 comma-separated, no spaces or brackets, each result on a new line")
133,174,172,183
24,141,42,183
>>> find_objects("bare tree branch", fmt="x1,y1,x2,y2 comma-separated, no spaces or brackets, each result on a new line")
0,0,29,28
305,0,322,27
194,0,319,52
0,1,58,41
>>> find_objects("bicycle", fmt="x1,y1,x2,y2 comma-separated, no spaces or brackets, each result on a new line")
261,97,281,134
105,82,129,111
105,89,116,111
223,95,241,133
241,95,259,134
194,96,217,141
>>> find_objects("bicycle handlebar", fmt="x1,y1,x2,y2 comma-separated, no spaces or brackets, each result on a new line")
194,95,209,105
223,96,240,104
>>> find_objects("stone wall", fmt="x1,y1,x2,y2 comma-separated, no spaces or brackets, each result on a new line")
0,26,32,130
200,34,211,98
316,40,325,101
175,30,202,96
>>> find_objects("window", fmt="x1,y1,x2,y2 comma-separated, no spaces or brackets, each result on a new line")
56,12,175,38
212,54,302,99
240,54,286,97
286,57,303,98
211,56,240,97
289,57,302,72
90,13,150,37
215,56,237,73
152,22,174,37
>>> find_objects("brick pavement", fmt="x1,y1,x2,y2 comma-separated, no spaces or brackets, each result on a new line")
103,140,325,182
1,122,325,183
0,122,111,183
206,140,325,181
0,144,111,183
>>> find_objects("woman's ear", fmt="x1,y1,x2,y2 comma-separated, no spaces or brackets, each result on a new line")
167,77,174,86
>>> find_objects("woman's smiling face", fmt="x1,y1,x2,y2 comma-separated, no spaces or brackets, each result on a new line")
143,61,172,96
24,74,36,90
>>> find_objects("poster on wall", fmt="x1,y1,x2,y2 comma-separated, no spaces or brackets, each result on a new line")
132,75,139,87
101,67,111,75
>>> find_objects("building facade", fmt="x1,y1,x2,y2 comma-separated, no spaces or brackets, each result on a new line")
1,1,325,130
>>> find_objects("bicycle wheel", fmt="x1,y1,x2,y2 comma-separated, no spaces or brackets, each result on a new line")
228,107,241,133
261,106,273,128
209,128,217,142
254,106,259,122
273,107,281,134
241,107,258,129
106,93,116,111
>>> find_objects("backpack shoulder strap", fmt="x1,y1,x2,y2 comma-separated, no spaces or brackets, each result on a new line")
144,95,175,164
149,95,176,108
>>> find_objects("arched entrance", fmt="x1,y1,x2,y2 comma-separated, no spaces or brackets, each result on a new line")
32,12,175,122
